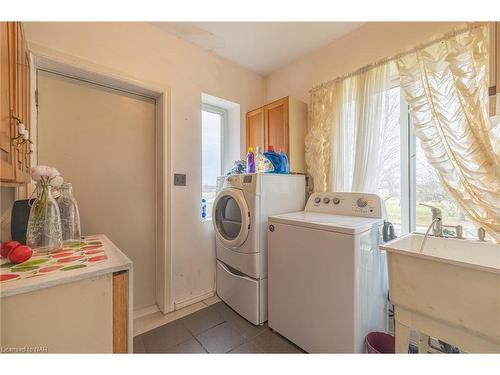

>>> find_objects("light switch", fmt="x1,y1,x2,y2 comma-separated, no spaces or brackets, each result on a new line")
174,173,186,186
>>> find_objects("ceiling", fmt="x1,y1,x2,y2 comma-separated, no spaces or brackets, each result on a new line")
151,22,364,76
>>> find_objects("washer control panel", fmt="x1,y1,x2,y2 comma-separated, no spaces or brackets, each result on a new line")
305,192,385,219
220,174,257,191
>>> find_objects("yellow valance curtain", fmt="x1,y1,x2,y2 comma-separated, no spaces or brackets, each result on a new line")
305,86,334,193
397,25,500,241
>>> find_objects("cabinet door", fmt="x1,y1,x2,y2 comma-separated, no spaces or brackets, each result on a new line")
23,47,31,179
1,22,29,184
264,97,289,153
13,22,23,181
14,22,29,183
246,106,265,151
488,22,498,116
497,22,500,97
20,23,30,181
0,22,15,181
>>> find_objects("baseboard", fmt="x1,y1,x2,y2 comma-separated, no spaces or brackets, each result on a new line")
174,290,215,311
133,302,207,336
133,304,160,320
134,291,217,336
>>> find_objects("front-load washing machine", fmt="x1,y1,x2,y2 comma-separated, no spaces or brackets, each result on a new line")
213,173,305,325
268,192,388,352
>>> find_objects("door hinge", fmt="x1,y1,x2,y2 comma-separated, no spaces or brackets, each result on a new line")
35,89,39,108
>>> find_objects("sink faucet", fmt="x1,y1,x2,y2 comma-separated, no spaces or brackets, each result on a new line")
419,204,442,236
420,217,441,253
443,224,464,239
419,203,465,242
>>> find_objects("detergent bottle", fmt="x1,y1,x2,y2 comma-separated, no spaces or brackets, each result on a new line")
246,147,255,173
255,146,265,173
263,145,281,173
278,149,290,173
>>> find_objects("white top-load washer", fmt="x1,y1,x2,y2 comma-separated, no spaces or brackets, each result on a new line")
213,173,305,325
268,192,388,352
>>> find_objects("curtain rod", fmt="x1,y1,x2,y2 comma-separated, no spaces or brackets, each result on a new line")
309,22,489,93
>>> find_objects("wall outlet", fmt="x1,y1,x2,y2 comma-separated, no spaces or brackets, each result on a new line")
174,173,186,186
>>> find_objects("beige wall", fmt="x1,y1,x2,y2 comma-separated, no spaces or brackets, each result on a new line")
266,22,465,103
23,22,267,310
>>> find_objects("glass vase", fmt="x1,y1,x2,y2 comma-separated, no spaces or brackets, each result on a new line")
26,182,63,254
57,182,81,243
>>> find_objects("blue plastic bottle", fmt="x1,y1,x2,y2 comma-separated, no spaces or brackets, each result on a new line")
263,145,281,173
279,149,290,173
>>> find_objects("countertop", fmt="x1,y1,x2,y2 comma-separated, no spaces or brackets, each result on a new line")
0,234,132,298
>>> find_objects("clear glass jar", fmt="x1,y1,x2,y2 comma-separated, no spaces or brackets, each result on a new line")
26,182,63,254
57,182,81,243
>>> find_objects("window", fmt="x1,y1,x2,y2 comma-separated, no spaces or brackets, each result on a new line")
376,85,404,235
201,104,225,220
378,79,485,239
413,134,481,238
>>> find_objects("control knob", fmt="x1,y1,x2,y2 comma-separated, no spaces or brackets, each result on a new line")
323,197,330,204
314,197,321,204
332,197,340,205
356,198,368,208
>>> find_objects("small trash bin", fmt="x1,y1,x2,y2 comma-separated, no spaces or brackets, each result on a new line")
365,332,395,353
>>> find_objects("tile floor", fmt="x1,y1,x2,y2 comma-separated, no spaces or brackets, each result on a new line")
133,302,305,354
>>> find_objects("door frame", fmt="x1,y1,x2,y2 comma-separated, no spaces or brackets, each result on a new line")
28,48,172,316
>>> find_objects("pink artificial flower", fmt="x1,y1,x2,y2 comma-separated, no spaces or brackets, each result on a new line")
30,165,61,182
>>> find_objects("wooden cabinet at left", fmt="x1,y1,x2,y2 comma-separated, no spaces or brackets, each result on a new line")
0,22,31,184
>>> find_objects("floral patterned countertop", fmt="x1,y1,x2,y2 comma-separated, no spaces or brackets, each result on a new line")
0,234,132,298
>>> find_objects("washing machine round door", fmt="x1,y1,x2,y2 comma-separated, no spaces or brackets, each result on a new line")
213,188,250,248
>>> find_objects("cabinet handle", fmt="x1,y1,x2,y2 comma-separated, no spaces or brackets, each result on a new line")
10,111,31,151
10,111,23,127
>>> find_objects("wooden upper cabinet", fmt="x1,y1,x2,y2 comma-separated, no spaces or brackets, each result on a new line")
0,23,15,181
497,23,500,98
0,21,30,184
246,107,265,151
15,23,24,181
488,22,499,116
18,23,30,182
245,96,307,173
265,97,289,153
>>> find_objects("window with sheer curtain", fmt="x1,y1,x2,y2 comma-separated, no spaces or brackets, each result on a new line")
375,81,490,239
306,24,499,241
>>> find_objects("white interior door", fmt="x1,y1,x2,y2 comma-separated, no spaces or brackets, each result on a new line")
37,70,156,311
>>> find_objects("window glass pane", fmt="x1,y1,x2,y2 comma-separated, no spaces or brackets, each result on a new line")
202,109,222,219
376,86,402,235
415,136,480,238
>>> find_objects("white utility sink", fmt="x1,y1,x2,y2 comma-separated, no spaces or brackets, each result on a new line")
381,233,500,273
380,234,500,353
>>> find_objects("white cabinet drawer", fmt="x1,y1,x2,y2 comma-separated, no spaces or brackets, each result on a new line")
216,260,266,325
